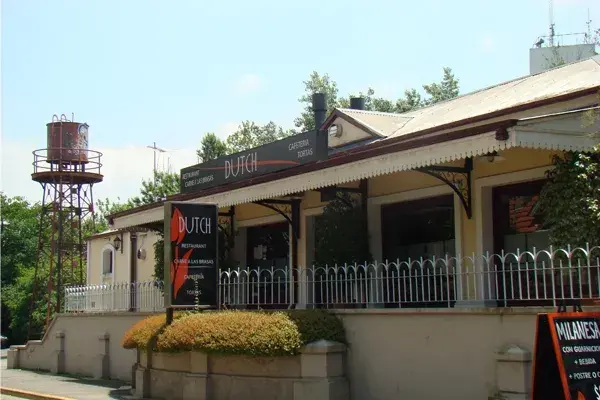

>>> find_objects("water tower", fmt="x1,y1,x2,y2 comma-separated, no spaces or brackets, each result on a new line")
29,114,103,337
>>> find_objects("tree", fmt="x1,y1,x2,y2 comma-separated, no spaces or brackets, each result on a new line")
226,121,292,153
1,194,42,342
129,170,180,207
294,72,341,132
538,93,600,248
421,67,460,105
197,133,228,163
1,194,40,287
293,68,460,133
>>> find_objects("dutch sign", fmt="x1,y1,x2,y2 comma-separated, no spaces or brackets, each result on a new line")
164,202,218,308
180,129,328,194
532,311,600,400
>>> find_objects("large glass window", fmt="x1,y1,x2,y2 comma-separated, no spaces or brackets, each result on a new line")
382,194,455,262
244,222,290,307
380,194,456,308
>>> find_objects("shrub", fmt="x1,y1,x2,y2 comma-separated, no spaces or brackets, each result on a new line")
122,309,346,357
285,309,346,345
121,312,188,350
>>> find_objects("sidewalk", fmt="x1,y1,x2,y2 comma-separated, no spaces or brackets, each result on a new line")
1,358,133,400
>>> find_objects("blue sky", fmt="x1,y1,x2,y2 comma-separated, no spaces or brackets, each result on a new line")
1,0,599,203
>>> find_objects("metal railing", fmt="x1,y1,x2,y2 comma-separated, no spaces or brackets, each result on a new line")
64,281,164,313
64,245,600,313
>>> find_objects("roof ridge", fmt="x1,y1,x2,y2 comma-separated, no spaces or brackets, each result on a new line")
337,108,410,118
337,56,599,119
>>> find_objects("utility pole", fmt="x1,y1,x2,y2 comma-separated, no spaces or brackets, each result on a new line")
146,142,167,184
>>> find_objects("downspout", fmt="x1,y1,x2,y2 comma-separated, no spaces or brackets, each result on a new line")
129,233,138,312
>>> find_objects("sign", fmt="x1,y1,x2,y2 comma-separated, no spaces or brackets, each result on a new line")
164,202,218,308
532,312,600,400
180,129,328,194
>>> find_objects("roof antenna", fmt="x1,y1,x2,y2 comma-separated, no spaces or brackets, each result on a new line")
549,0,555,47
585,9,592,44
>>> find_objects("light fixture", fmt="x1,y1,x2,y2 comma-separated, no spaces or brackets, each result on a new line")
113,235,122,252
328,124,343,138
478,151,506,163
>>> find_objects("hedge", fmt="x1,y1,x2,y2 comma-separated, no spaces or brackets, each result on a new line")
122,309,346,357
121,312,187,350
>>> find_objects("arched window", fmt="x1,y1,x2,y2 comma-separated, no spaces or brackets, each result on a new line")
101,245,115,275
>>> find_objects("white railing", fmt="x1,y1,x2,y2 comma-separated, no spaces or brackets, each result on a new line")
64,245,600,312
64,281,164,313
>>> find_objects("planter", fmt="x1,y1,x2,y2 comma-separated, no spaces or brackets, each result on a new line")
134,340,348,400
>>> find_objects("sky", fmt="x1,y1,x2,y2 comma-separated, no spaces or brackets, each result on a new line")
1,0,599,204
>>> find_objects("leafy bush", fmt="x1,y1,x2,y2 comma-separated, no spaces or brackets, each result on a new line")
122,309,346,357
121,312,188,349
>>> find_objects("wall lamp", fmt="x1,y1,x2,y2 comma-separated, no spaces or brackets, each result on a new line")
113,235,123,253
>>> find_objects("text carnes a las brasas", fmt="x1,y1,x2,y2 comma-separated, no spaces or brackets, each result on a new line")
556,320,600,341
178,216,212,235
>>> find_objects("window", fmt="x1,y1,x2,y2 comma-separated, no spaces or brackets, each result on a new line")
102,248,114,275
492,180,549,255
380,194,456,308
382,194,455,262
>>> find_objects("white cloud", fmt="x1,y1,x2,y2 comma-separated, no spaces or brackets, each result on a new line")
234,73,263,95
479,35,495,53
215,121,240,140
0,138,198,205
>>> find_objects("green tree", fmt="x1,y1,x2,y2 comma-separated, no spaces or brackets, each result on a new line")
197,133,228,162
226,121,292,153
421,67,460,106
129,170,180,207
293,68,460,133
293,71,341,132
1,194,42,342
539,93,600,248
1,194,40,287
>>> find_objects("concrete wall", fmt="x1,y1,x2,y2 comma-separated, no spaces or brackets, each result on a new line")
337,307,594,400
8,312,156,382
11,307,600,399
135,341,348,400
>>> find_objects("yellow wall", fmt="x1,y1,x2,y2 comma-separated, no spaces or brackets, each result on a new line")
87,230,160,284
87,147,560,285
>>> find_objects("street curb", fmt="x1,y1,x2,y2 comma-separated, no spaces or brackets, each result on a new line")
0,386,75,400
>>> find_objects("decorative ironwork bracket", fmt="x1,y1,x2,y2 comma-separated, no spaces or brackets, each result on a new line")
253,199,300,239
417,157,473,219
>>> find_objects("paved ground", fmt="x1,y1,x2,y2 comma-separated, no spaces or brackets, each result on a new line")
1,358,133,400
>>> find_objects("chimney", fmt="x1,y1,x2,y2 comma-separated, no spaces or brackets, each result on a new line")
312,93,327,131
350,97,365,110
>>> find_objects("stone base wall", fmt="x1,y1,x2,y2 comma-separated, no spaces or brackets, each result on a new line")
7,312,157,382
135,341,348,400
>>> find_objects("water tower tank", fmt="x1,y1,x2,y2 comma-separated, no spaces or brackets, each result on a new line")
46,121,89,163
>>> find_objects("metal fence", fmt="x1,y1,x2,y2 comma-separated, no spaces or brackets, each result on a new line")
64,245,600,312
64,281,164,313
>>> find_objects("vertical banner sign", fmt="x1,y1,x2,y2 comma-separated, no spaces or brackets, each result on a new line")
532,312,600,400
164,202,218,308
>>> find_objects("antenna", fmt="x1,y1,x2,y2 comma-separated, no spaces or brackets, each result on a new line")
146,142,167,184
549,0,555,47
585,9,592,44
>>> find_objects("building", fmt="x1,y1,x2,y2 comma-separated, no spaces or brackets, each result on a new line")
79,55,600,312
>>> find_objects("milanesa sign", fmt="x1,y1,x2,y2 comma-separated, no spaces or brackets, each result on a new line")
180,130,328,194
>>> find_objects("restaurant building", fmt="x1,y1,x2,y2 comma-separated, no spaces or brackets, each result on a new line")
82,55,600,311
